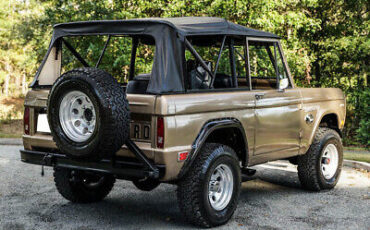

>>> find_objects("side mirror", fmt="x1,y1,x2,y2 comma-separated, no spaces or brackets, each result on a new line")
279,78,289,91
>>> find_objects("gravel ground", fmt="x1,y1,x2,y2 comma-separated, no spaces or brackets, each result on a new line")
0,145,369,230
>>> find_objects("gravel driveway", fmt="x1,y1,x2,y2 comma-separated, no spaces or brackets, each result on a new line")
1,145,369,230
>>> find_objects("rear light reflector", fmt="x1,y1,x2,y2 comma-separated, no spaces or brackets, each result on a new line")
178,151,189,162
24,107,30,135
157,117,164,148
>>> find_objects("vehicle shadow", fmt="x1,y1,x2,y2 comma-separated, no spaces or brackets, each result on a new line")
45,164,307,229
48,183,192,229
252,164,302,189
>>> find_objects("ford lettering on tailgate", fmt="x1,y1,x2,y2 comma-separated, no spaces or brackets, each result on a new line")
130,122,151,142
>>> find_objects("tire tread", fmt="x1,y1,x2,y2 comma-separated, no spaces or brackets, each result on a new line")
297,127,342,191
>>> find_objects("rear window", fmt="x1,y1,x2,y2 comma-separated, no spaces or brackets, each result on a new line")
38,35,155,85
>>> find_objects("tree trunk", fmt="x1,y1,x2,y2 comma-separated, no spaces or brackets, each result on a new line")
15,74,21,95
4,62,11,97
4,74,9,97
22,72,27,95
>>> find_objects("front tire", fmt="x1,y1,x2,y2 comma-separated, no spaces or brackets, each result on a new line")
54,167,115,203
177,143,241,228
297,127,343,191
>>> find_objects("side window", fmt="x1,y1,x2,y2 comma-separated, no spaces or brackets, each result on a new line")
276,48,289,81
248,42,276,90
248,41,289,90
185,46,214,90
135,40,155,76
216,48,232,77
61,36,132,83
185,37,233,90
234,45,249,89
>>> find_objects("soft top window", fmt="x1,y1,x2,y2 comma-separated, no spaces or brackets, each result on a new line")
58,35,155,84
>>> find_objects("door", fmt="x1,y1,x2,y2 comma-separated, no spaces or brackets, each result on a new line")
247,39,302,157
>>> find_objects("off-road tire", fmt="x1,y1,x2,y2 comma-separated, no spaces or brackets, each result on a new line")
297,127,343,191
177,143,241,228
48,67,129,160
132,178,160,191
54,167,115,203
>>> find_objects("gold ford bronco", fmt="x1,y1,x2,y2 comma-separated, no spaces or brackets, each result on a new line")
21,17,346,227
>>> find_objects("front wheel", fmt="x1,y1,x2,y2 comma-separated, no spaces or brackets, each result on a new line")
177,143,241,228
54,167,115,203
297,127,343,191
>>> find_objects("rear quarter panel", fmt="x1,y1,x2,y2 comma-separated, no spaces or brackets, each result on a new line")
299,88,346,154
158,91,256,173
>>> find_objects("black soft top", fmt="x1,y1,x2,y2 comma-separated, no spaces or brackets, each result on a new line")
53,17,279,38
36,17,280,94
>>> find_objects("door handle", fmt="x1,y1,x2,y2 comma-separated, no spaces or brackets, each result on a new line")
255,93,265,100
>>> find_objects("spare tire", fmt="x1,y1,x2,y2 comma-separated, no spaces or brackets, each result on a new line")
47,67,130,160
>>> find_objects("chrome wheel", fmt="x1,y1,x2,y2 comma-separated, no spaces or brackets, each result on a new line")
59,91,96,142
208,164,234,211
320,143,339,179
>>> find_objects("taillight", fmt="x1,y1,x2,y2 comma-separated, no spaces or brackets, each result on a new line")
157,117,164,148
24,107,30,135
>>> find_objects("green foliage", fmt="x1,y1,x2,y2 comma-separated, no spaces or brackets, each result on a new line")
0,0,368,146
356,89,370,149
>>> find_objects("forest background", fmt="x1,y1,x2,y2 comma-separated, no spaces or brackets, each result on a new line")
0,0,368,148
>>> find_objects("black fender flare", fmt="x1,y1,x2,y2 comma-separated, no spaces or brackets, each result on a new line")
177,118,248,179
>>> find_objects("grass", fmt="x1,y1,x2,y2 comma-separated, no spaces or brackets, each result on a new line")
0,119,23,138
0,133,23,138
344,152,370,163
344,146,368,152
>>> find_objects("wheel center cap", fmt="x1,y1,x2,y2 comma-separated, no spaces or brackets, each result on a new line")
322,157,331,165
209,180,220,192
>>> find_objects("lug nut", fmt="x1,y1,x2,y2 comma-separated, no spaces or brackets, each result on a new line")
74,120,81,127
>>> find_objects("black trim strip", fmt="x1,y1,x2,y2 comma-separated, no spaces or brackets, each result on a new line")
129,37,138,80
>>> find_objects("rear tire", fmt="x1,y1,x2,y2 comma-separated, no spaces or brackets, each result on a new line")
297,127,343,191
54,167,115,203
177,143,241,228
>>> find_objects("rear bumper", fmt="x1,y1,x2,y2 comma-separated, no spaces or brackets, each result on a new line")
20,149,165,180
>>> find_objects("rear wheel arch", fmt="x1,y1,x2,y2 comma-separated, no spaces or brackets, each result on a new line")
205,127,247,165
177,118,248,179
308,112,342,149
319,113,342,137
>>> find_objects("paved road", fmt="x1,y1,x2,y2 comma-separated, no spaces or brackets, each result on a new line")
0,145,369,230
